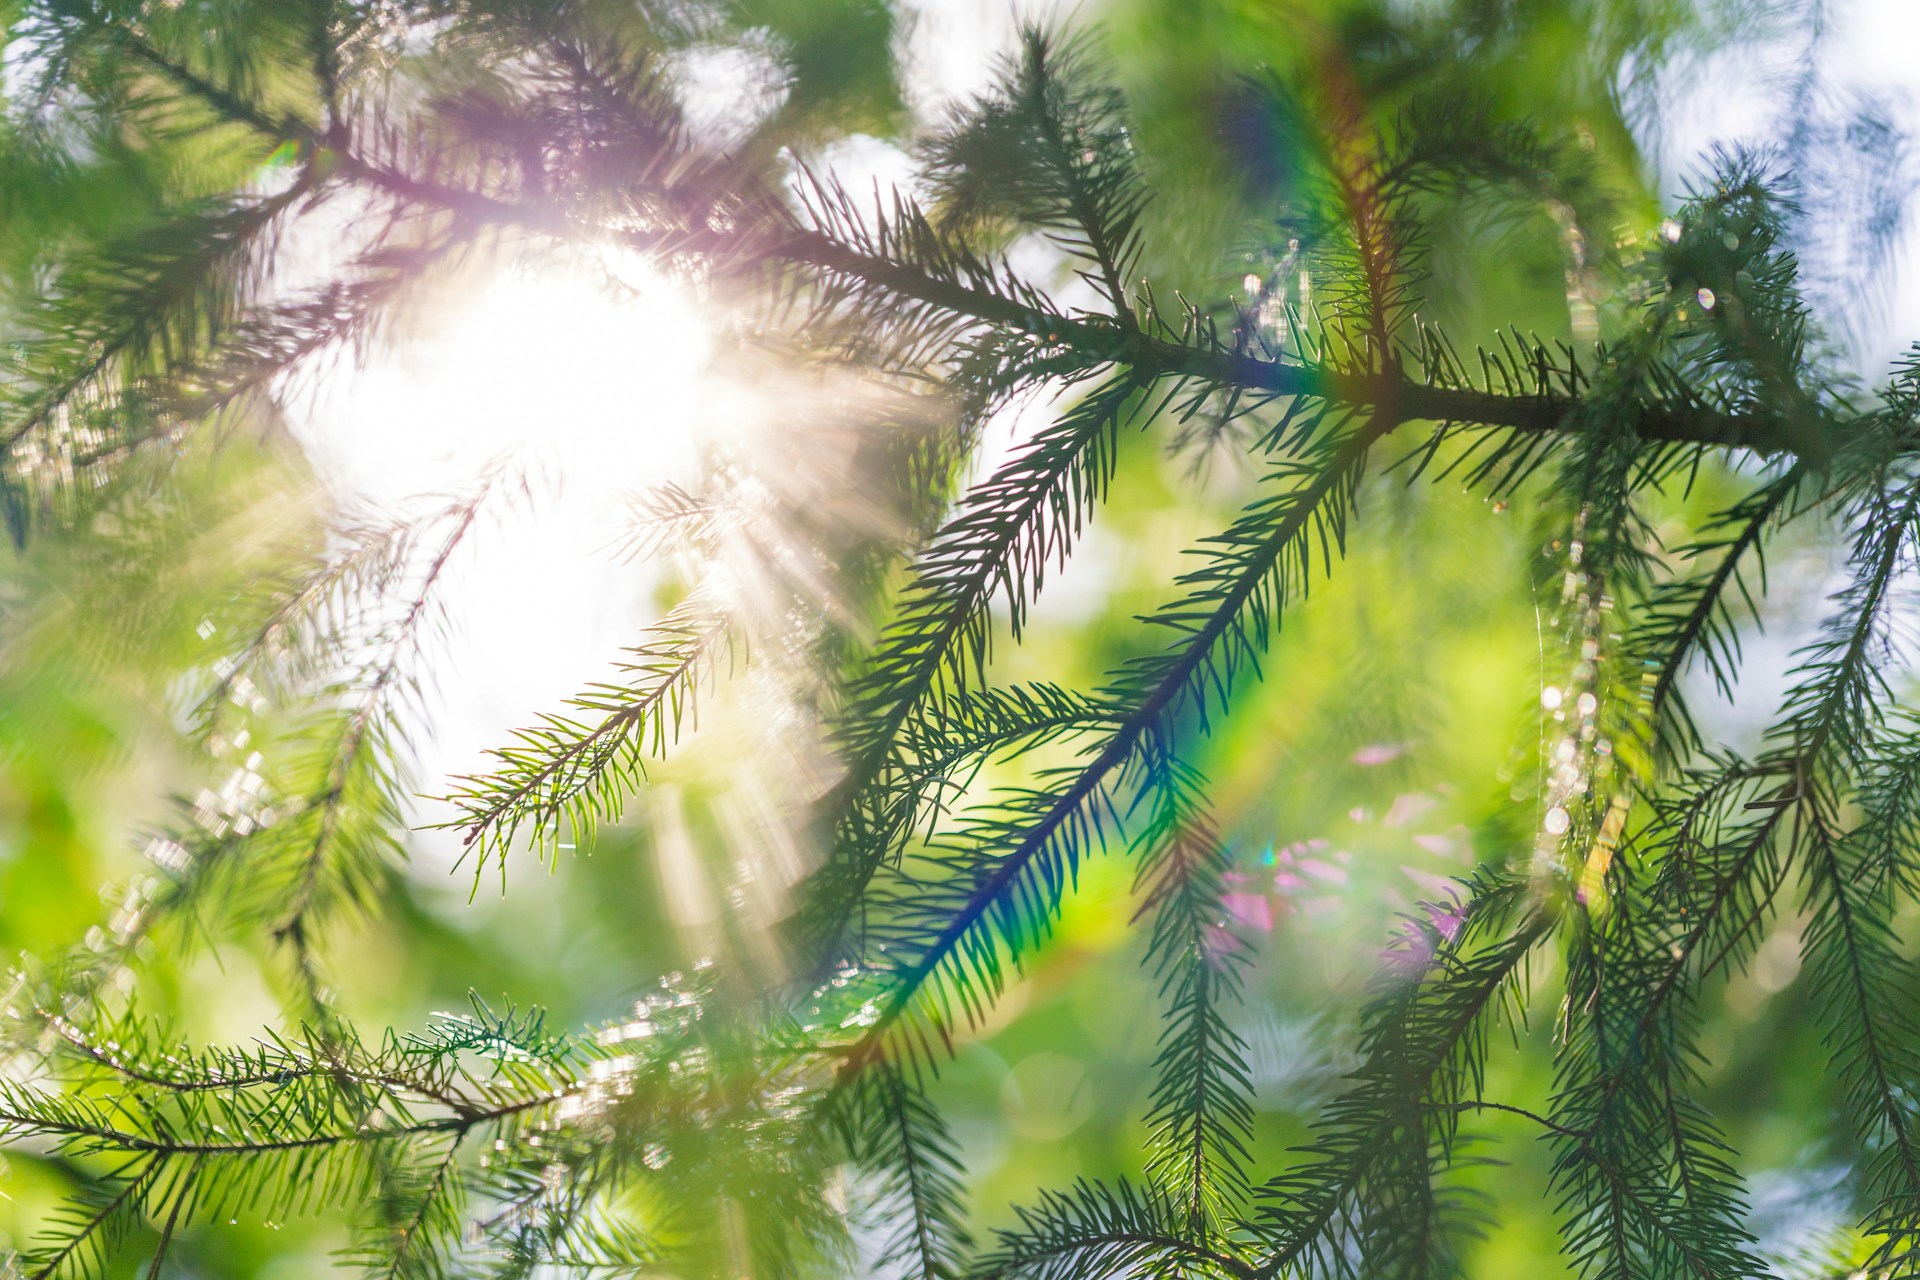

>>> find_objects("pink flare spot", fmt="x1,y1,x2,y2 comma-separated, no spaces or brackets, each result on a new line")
1411,830,1463,859
1401,866,1456,896
1383,792,1439,828
1296,858,1349,885
1204,921,1258,965
1352,742,1411,767
1221,893,1274,932
1383,935,1435,973
1423,901,1466,942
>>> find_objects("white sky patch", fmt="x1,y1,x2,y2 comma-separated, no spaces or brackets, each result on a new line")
1651,0,1920,372
670,30,794,146
896,0,1075,118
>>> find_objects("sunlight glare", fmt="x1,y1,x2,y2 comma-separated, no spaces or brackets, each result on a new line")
308,251,710,507
298,250,717,865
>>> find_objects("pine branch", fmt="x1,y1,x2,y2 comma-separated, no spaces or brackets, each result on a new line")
51,2,1850,473
276,475,505,958
442,602,733,872
974,1180,1257,1280
0,186,306,454
16,12,1920,1277
1131,758,1255,1226
16,1159,161,1280
1547,474,1920,1279
800,376,1147,962
837,1061,973,1280
1635,464,1803,762
1250,874,1548,1279
840,413,1395,1079
1800,787,1920,1269
921,27,1146,321
837,375,1142,762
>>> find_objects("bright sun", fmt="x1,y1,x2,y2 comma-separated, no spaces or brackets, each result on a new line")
307,251,711,507
296,251,716,861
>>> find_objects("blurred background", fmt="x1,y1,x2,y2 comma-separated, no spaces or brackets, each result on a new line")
2,0,1918,1272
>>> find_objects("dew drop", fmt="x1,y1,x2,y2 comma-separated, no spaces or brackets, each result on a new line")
1661,219,1682,243
1541,686,1564,711
1696,287,1716,311
1544,807,1571,835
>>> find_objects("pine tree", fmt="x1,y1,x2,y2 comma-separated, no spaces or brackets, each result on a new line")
1,1,1917,1277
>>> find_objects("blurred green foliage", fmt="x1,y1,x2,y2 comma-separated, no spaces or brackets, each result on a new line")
0,0,1906,1275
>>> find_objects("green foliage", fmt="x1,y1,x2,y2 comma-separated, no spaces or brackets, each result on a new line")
1,2,1918,1278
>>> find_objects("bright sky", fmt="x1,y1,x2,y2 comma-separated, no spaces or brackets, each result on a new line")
1658,0,1920,372
297,253,712,870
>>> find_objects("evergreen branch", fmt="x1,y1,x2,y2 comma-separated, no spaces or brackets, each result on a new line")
837,375,1141,762
1633,473,1920,1026
1429,1100,1587,1140
1547,475,1920,1279
0,1077,566,1158
841,414,1395,1079
75,4,307,140
921,27,1145,320
782,225,1786,447
16,1159,160,1280
69,4,1835,469
369,1132,467,1280
1251,878,1550,1279
1636,463,1803,761
276,475,504,956
1552,882,1764,1280
797,683,1119,987
0,185,307,460
973,1180,1257,1280
15,13,1920,1277
801,377,1145,962
442,602,733,871
1800,789,1920,1268
38,1014,478,1118
1131,758,1255,1225
141,1164,190,1280
848,682,1124,886
838,1061,973,1280
77,7,1830,475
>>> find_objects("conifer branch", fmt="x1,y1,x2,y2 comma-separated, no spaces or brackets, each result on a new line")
840,1062,973,1280
276,477,502,957
13,10,1920,1275
802,377,1145,961
443,603,733,870
1250,881,1550,1278
1131,760,1255,1225
26,1163,161,1280
1637,465,1803,760
974,1180,1257,1280
841,414,1396,1078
